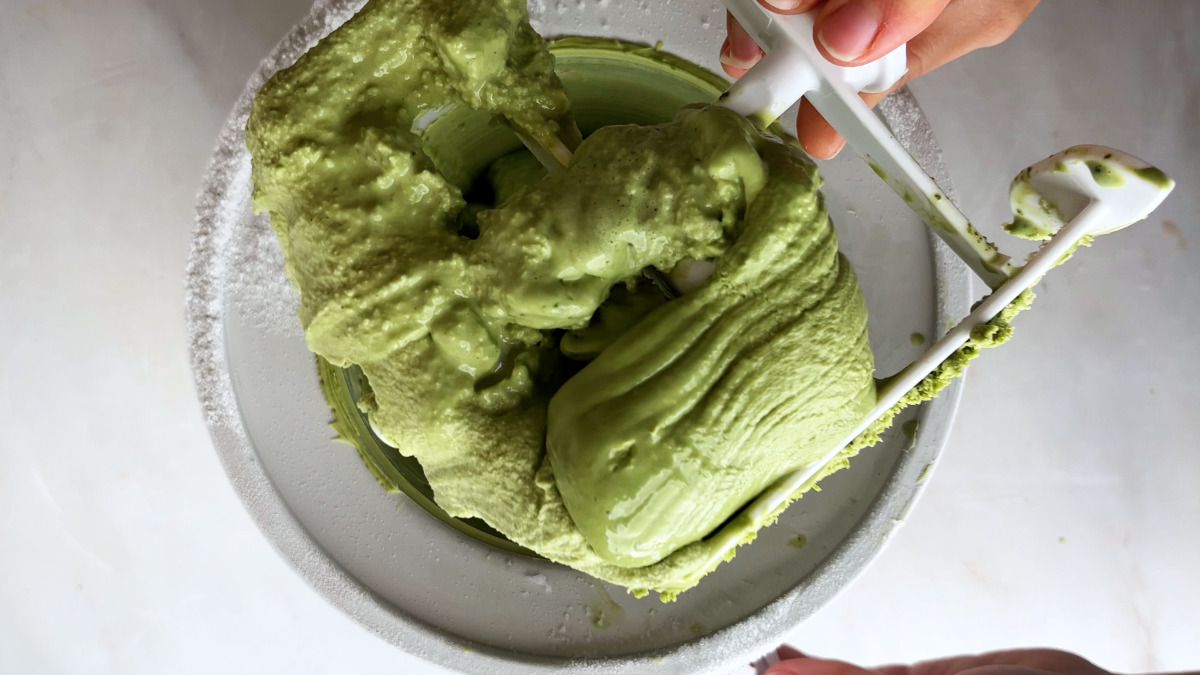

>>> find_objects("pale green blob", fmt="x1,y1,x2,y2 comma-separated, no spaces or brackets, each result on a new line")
787,534,807,549
1004,214,1055,240
910,332,925,346
1004,175,1064,241
1133,166,1171,188
1086,160,1125,188
547,135,875,568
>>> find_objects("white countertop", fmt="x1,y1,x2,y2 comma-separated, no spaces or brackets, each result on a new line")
1,1,1196,673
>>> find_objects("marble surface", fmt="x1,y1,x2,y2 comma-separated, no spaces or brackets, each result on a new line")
0,0,1196,673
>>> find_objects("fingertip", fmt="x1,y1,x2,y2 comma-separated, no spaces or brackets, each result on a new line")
802,140,845,161
815,0,953,66
796,101,846,160
810,135,847,160
719,42,754,77
756,0,822,15
813,0,883,65
765,657,879,675
721,62,749,78
776,646,809,661
723,12,765,71
766,663,814,675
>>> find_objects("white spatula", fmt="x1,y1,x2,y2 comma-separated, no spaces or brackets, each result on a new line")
708,0,1175,570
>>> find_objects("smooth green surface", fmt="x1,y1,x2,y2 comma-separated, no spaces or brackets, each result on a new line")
546,124,875,568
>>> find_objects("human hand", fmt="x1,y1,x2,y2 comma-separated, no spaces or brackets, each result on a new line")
720,0,1040,159
760,647,1117,675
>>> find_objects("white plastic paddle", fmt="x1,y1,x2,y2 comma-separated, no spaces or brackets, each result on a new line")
513,0,1175,584
712,0,1175,568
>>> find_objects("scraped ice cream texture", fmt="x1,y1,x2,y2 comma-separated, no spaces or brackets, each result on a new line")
245,0,1017,598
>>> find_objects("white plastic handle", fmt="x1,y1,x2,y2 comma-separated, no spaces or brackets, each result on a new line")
720,0,907,123
693,146,1174,578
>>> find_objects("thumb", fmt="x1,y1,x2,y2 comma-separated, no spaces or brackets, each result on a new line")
813,0,951,65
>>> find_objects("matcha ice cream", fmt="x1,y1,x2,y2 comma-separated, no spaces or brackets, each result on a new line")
246,0,1016,598
545,135,875,568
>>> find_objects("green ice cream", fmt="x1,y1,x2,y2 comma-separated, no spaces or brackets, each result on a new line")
246,0,1015,598
546,137,874,567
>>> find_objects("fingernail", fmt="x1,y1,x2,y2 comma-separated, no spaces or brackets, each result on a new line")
824,137,847,159
817,1,881,62
721,28,763,70
762,0,803,11
719,42,744,69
